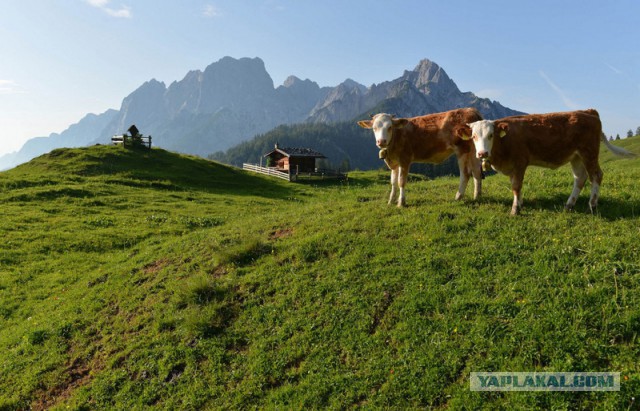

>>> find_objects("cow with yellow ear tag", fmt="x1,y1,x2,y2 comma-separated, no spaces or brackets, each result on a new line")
456,110,636,215
358,108,484,207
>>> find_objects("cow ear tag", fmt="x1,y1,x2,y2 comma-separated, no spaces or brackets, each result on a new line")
499,130,507,138
458,126,471,140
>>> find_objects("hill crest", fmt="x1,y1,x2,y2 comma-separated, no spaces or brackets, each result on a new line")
5,145,293,197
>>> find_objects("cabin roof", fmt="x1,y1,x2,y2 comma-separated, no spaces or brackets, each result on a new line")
263,144,326,159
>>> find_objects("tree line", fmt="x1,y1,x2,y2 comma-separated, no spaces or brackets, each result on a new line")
609,126,640,140
208,121,461,178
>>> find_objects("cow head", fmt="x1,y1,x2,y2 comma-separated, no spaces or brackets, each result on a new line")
457,120,508,159
358,113,408,148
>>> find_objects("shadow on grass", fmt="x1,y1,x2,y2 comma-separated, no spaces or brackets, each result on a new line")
328,170,428,190
473,193,640,220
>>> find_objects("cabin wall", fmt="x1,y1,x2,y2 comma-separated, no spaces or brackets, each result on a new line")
266,153,318,173
289,158,316,173
277,157,289,171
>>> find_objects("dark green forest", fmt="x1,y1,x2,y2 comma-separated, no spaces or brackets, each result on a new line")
208,121,460,178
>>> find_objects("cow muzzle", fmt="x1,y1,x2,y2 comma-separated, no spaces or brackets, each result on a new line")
477,150,490,159
376,140,388,148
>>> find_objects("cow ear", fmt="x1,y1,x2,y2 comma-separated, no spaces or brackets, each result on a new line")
497,123,509,138
392,118,409,128
456,125,472,140
357,120,373,129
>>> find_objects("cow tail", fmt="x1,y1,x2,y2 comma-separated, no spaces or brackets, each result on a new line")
601,134,637,158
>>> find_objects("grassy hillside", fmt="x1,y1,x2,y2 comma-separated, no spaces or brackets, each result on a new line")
1,141,639,409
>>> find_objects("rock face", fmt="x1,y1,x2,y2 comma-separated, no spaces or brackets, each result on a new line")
306,59,522,123
93,57,328,156
1,57,524,170
307,79,368,123
276,76,331,123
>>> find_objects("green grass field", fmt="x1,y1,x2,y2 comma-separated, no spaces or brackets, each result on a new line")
1,140,640,410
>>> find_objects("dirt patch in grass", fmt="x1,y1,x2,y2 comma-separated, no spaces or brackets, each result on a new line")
369,290,395,335
143,258,171,274
31,356,101,411
269,227,294,241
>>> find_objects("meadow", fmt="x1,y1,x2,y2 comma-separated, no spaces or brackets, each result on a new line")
1,140,639,410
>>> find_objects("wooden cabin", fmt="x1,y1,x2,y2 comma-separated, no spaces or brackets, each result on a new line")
263,144,326,173
244,143,346,181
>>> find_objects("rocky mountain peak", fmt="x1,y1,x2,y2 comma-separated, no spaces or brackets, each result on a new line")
197,56,276,113
128,78,167,97
282,75,302,88
402,59,459,95
280,76,322,92
202,56,274,89
116,79,168,134
340,78,367,93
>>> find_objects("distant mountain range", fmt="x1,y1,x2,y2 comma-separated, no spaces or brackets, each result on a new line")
0,57,524,170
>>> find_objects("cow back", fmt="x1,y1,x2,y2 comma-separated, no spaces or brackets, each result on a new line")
392,108,482,164
494,110,602,168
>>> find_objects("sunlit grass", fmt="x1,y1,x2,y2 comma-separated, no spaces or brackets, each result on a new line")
0,141,639,409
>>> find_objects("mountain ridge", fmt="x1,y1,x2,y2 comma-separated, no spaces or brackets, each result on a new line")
0,57,523,170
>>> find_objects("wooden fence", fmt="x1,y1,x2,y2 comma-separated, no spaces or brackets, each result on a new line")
242,164,347,182
242,163,291,181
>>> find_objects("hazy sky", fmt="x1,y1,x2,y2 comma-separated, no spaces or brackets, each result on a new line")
1,1,639,156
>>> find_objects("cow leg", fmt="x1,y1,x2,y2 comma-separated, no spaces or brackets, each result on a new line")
471,157,483,200
455,155,470,200
586,163,604,213
509,171,525,215
388,167,398,205
397,165,409,207
566,157,588,211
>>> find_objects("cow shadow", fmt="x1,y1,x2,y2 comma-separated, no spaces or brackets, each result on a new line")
581,198,640,221
473,194,640,220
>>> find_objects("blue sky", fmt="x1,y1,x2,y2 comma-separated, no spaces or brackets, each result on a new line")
1,1,639,156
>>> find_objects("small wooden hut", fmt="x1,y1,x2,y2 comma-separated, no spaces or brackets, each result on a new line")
263,143,326,173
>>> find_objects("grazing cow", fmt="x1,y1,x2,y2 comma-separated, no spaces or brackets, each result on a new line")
358,108,483,207
458,109,635,215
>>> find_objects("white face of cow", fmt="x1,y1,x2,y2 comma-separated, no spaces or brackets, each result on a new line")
466,120,507,159
357,113,403,148
370,113,394,148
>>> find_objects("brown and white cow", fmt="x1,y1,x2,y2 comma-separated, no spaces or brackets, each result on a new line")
458,109,635,215
358,108,483,207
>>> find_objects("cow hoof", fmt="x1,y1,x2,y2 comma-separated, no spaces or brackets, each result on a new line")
564,204,574,212
455,192,463,201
